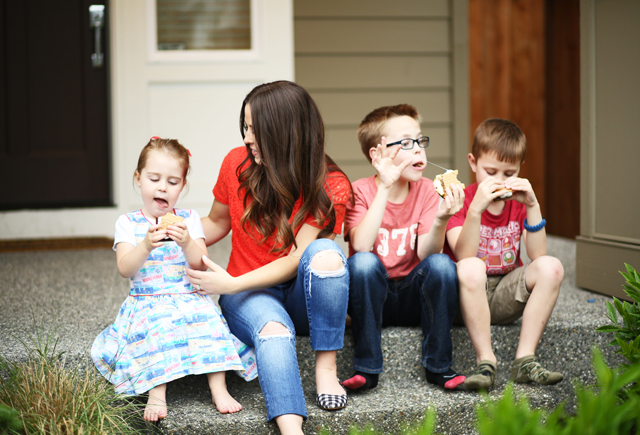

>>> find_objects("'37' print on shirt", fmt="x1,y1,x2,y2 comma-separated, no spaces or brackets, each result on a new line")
375,224,419,257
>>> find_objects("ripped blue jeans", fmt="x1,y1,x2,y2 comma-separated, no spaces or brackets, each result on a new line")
218,238,349,421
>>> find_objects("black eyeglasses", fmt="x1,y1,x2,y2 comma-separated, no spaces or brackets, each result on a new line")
386,137,430,150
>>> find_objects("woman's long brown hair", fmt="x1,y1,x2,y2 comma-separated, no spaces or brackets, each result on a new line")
237,81,348,253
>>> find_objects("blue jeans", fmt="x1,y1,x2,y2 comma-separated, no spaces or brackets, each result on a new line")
347,252,458,374
218,238,349,421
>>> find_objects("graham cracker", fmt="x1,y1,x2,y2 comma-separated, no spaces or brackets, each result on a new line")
160,213,183,230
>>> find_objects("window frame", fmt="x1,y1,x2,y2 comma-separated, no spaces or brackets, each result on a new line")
146,0,261,63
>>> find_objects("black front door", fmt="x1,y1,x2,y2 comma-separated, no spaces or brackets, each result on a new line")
0,0,111,210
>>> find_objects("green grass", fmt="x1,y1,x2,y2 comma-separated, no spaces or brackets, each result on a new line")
0,324,146,435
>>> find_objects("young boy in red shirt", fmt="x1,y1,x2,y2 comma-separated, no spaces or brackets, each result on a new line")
445,118,564,389
342,104,466,391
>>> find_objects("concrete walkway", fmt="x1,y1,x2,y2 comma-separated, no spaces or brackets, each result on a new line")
0,236,625,434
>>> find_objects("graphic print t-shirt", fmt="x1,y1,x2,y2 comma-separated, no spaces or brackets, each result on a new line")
344,176,439,280
444,182,527,275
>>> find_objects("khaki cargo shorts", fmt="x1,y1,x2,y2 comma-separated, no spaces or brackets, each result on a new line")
487,265,530,324
453,265,530,325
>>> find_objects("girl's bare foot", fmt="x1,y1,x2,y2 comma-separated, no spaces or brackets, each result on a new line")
211,388,243,414
144,384,168,422
207,371,242,414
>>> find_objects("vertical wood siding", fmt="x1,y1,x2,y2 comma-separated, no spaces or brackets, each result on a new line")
469,0,581,238
469,0,547,213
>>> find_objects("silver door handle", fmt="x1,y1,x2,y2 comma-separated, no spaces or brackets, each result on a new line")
89,5,105,67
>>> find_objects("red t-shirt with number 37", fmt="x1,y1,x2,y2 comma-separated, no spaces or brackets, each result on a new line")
344,176,439,280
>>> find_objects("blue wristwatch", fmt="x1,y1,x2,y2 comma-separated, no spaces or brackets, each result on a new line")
523,217,546,232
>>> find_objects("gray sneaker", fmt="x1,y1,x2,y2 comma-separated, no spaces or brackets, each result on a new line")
510,355,563,385
464,360,496,390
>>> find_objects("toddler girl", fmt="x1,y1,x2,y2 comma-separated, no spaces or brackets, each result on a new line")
92,137,256,422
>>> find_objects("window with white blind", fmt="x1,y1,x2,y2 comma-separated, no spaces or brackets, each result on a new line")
147,0,260,62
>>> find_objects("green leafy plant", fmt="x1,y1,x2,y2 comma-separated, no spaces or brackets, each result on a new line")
402,409,437,435
476,349,640,435
326,265,640,435
319,408,439,435
597,263,640,365
326,349,640,435
560,348,640,434
475,384,562,435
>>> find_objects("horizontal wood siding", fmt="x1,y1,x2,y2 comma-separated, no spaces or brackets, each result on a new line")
296,56,450,89
294,0,449,18
295,20,450,54
294,0,454,183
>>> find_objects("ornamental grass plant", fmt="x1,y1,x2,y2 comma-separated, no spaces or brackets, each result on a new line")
0,324,146,435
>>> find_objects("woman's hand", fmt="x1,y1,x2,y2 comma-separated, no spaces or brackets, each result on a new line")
186,255,239,295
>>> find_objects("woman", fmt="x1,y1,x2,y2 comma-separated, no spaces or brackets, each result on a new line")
187,81,351,435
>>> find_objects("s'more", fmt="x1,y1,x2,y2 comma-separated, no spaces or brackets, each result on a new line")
434,170,465,198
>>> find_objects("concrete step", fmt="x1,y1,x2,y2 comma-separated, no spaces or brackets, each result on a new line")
0,236,626,434
157,322,623,435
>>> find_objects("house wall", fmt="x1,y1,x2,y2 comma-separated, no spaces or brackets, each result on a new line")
576,0,640,299
0,0,294,241
293,0,470,185
0,0,471,242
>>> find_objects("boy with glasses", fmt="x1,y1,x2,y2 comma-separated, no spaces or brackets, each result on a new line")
445,118,564,390
342,104,466,392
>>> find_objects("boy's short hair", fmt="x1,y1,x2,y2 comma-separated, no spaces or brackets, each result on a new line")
357,104,422,163
472,118,526,163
